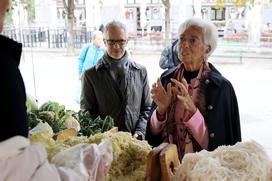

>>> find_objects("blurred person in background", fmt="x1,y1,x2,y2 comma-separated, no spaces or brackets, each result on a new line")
146,18,241,161
0,0,28,141
80,20,151,140
159,38,180,70
76,30,105,104
98,24,105,33
78,30,105,78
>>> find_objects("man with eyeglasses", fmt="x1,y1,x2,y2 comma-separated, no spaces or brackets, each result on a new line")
80,20,152,140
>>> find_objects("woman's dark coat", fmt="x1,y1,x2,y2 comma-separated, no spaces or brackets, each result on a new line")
146,63,241,151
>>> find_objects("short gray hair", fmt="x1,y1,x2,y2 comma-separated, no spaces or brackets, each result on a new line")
91,30,103,41
178,18,218,57
103,20,128,39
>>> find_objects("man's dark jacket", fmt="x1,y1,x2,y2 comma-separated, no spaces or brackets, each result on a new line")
146,63,241,151
0,35,28,141
81,55,151,136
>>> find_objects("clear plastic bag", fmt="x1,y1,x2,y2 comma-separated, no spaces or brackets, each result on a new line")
29,122,53,136
51,139,113,181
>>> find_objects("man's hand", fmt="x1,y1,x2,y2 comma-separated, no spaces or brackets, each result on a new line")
133,132,145,140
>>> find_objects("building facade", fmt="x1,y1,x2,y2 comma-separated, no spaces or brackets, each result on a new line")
33,0,271,36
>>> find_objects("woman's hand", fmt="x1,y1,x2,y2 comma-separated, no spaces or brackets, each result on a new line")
171,78,197,117
151,78,172,116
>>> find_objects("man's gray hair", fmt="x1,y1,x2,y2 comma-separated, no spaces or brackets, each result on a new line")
91,30,103,41
178,18,218,57
103,20,128,39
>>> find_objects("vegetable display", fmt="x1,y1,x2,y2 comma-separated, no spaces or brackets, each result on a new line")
27,101,114,136
27,99,151,181
29,131,152,181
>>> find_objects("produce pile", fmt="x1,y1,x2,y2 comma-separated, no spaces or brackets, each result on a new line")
26,99,114,137
27,97,152,180
88,132,152,181
30,131,152,181
171,140,272,181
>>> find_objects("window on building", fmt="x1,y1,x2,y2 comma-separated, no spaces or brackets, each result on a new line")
151,7,160,19
127,0,135,4
229,7,239,19
57,7,66,19
125,8,135,20
76,0,85,5
201,8,208,20
211,7,225,21
135,0,151,3
151,0,160,3
56,0,62,5
57,0,85,6
75,7,86,21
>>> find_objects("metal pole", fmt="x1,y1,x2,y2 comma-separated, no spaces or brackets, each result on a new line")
20,0,38,100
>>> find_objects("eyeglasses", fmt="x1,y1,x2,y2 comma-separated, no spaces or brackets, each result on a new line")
104,39,127,46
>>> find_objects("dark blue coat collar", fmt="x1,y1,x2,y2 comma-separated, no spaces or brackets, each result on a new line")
161,63,223,87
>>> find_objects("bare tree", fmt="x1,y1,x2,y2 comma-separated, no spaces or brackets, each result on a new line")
62,0,76,54
9,0,35,25
161,0,171,45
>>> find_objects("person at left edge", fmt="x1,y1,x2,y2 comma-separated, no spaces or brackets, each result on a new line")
80,20,152,140
0,0,28,141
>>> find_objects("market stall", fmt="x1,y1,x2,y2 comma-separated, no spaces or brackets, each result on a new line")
22,99,272,181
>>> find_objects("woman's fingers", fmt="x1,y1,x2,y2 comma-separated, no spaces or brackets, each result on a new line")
166,82,172,97
151,78,165,100
157,78,164,89
170,78,188,96
172,86,181,96
181,78,189,90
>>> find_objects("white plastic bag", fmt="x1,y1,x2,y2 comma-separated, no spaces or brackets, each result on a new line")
51,140,113,181
29,122,53,136
90,140,113,181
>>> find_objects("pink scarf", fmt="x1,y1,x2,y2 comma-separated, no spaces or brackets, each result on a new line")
161,62,211,160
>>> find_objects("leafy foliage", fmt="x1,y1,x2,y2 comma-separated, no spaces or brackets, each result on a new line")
214,0,255,8
27,111,41,130
4,0,35,26
75,110,114,137
27,101,114,136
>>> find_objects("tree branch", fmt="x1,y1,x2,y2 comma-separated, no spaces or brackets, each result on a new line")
161,0,167,7
62,0,67,11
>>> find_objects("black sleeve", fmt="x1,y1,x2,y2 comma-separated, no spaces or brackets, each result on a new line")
0,56,28,141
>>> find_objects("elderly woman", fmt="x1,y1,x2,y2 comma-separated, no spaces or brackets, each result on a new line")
146,18,241,160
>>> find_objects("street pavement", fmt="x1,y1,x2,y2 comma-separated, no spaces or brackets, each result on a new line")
20,48,272,158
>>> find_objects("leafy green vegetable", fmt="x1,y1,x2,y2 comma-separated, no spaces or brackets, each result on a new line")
37,111,65,133
77,111,114,136
27,101,114,136
26,94,38,112
27,111,41,130
39,101,66,120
